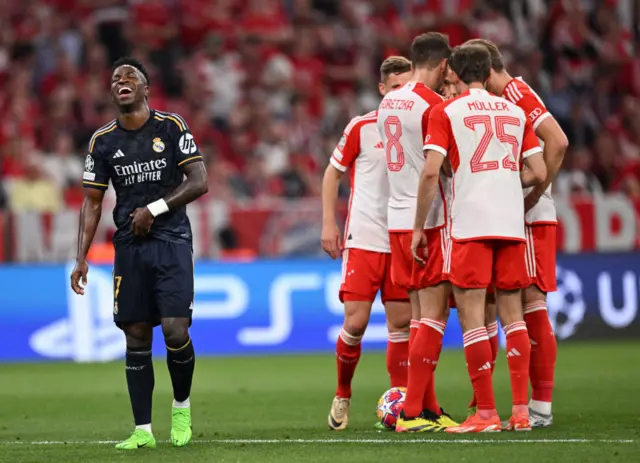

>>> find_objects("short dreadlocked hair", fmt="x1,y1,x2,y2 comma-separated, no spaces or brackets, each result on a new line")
112,57,150,86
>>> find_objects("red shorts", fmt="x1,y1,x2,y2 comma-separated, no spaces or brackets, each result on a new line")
445,239,530,290
389,232,428,290
525,224,557,293
424,228,449,287
339,248,409,302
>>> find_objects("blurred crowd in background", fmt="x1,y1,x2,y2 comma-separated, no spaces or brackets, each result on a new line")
0,0,639,214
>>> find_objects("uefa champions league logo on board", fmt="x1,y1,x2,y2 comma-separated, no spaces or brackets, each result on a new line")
547,265,586,340
29,263,125,362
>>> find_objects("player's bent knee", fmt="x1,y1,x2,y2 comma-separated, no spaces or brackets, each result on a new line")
122,322,153,348
342,300,372,337
163,330,190,349
523,284,546,303
386,315,410,333
384,300,411,331
161,318,190,348
484,302,497,325
343,318,369,338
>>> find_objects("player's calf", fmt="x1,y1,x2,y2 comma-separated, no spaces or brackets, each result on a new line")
335,300,369,400
503,321,531,418
119,323,155,448
329,300,369,430
523,289,557,423
497,289,531,417
468,295,499,415
455,286,499,423
385,299,411,388
162,318,195,447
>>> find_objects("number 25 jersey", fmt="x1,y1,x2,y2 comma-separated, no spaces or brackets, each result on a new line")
377,82,447,232
424,88,542,241
82,110,204,245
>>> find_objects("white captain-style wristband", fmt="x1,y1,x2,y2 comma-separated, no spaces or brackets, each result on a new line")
147,199,169,217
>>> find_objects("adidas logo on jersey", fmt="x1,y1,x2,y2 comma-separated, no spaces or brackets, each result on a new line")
373,141,384,149
113,149,125,159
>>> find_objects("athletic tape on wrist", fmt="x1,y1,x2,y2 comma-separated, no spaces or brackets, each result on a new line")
147,199,169,217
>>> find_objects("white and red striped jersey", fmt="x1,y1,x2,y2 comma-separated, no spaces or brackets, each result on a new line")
330,111,390,253
377,82,447,231
424,88,543,241
503,77,557,225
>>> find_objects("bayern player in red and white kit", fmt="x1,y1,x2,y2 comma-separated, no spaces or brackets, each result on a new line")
414,45,547,433
467,39,569,427
321,56,413,431
377,33,458,432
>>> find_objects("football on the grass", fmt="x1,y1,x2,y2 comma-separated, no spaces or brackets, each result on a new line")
376,387,406,429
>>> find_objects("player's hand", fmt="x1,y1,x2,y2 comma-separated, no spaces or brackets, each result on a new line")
321,223,341,259
411,229,428,265
524,192,541,213
130,207,154,237
70,260,89,295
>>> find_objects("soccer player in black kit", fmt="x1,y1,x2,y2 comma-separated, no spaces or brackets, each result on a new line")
70,58,208,450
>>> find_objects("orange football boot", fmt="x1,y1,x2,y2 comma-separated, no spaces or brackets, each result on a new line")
445,413,501,433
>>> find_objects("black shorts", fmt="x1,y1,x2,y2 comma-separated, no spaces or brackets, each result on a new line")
113,239,194,328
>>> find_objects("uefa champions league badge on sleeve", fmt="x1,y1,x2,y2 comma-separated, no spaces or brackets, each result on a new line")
338,134,346,150
83,155,96,180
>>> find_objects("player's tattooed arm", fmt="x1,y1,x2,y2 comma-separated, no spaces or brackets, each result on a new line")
412,150,444,265
131,161,208,236
71,188,105,295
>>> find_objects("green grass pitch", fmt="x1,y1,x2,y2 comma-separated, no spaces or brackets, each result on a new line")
0,341,638,462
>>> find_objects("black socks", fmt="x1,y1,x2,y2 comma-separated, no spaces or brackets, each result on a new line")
125,347,154,425
166,337,195,403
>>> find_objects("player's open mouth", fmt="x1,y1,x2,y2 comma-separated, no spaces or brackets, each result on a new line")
118,87,133,96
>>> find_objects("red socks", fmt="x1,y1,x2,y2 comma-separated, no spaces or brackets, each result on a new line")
487,321,499,370
409,320,419,351
469,321,499,409
524,302,557,403
420,319,445,413
402,319,445,417
335,329,362,398
463,327,496,414
387,331,409,387
504,321,531,406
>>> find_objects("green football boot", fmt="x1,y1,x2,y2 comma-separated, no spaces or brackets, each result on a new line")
171,407,193,447
115,429,156,450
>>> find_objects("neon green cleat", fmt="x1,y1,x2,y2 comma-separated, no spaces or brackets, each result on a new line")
115,429,156,450
373,421,389,431
171,407,193,447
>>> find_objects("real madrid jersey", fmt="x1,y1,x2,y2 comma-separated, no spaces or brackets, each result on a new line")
81,110,204,245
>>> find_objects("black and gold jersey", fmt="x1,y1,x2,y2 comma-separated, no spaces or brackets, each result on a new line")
82,110,203,245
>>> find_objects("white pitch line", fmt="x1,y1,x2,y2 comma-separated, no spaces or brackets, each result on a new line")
0,438,635,446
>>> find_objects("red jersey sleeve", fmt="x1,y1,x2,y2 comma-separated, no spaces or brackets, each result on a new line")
421,108,430,142
423,104,452,157
521,118,543,159
503,79,551,131
330,120,362,172
412,84,444,143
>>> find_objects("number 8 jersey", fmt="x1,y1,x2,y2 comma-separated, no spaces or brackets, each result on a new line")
377,82,447,232
424,88,542,241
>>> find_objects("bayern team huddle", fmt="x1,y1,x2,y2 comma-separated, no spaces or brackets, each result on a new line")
321,33,568,434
